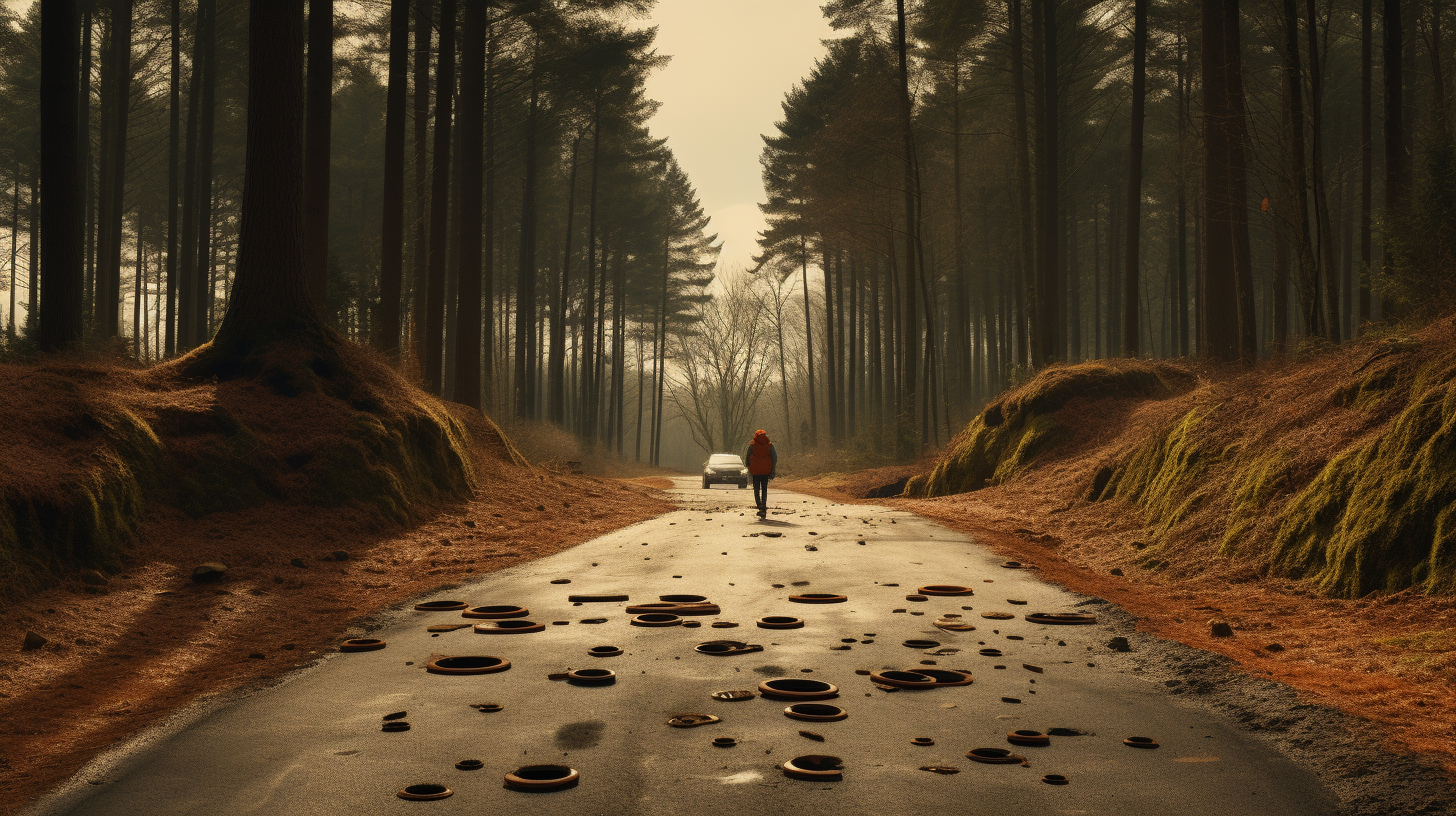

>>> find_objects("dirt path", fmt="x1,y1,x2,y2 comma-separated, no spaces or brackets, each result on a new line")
27,479,1450,816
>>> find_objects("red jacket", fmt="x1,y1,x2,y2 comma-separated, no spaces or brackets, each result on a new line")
746,431,777,476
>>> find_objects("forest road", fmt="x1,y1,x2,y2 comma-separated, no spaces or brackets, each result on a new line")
33,477,1339,816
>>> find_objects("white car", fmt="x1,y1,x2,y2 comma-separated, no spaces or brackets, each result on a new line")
702,453,749,489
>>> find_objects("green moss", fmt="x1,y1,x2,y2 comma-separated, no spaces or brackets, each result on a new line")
1270,366,1456,597
1102,409,1219,541
904,360,1191,499
1219,446,1295,557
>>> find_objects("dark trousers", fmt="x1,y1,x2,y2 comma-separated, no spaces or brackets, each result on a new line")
752,475,770,508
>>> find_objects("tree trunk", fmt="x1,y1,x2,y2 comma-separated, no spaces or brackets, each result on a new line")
99,0,132,339
1122,0,1147,356
515,47,540,420
1305,0,1338,342
303,0,332,310
176,1,201,352
424,0,455,394
1360,0,1372,329
822,243,837,442
164,0,179,356
193,0,216,345
206,0,317,348
548,133,580,424
580,108,601,443
38,0,84,353
80,10,93,330
378,0,408,354
1382,0,1405,313
410,0,431,367
1225,0,1256,363
800,241,818,447
482,22,496,409
895,0,918,457
452,0,484,408
1008,0,1035,374
1034,0,1059,367
1201,0,1234,360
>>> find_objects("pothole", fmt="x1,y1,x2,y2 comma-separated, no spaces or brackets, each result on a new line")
340,638,386,653
381,721,410,732
630,613,683,627
1007,730,1051,747
980,612,1014,620
783,755,843,780
1123,736,1160,748
454,759,484,771
868,670,937,689
667,713,721,727
1025,612,1098,625
567,594,629,602
902,639,940,649
694,640,763,656
504,764,579,791
966,748,1025,764
426,655,511,675
414,601,469,612
758,678,839,699
712,736,738,747
473,620,545,634
756,616,804,629
788,593,848,604
462,605,529,619
626,602,721,616
566,668,616,685
918,585,974,596
587,646,623,657
659,594,708,603
915,669,974,686
711,689,756,701
397,784,453,800
910,737,935,746
784,703,848,721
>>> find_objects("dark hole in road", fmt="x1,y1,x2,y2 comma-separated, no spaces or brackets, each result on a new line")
554,720,605,749
397,784,452,800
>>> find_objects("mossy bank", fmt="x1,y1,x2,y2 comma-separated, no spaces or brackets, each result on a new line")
903,319,1456,599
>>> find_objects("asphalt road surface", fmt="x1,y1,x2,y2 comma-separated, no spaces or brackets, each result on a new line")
34,479,1339,816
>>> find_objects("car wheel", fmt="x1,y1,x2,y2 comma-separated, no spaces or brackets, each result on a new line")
702,479,710,489
738,481,747,489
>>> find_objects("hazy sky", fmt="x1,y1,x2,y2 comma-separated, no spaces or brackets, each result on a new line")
641,3,835,275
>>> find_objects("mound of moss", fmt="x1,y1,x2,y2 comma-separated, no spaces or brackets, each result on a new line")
1269,358,1456,596
904,360,1194,498
0,332,517,606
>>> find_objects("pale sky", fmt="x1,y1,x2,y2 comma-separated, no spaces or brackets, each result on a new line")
641,2,835,275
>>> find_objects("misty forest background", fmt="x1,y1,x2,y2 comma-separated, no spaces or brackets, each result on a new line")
4,0,1455,474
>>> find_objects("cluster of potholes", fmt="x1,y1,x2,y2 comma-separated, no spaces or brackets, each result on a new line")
345,580,1163,799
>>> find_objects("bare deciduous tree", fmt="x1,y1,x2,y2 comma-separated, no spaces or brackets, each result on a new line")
668,276,776,454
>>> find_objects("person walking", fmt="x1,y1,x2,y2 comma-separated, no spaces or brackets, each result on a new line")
746,429,777,519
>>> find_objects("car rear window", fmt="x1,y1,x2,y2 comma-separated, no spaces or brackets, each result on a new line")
708,454,742,465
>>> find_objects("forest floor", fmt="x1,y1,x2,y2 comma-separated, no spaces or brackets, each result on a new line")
0,428,673,815
787,367,1456,778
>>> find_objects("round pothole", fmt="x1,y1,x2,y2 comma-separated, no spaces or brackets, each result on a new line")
426,655,511,675
566,668,616,685
587,645,623,657
462,605,529,619
381,721,410,732
1042,774,1069,785
472,703,503,713
789,593,848,604
966,747,1025,764
868,670,937,689
916,669,975,686
340,638,386,653
693,640,761,656
910,737,935,746
905,594,929,602
397,783,453,800
455,759,484,771
1025,612,1098,625
784,703,848,721
659,594,708,603
756,616,805,629
1007,730,1051,747
504,764,579,791
667,712,721,727
758,678,839,699
979,648,1003,656
712,736,738,747
414,601,469,612
1123,736,1160,749
473,620,545,634
567,593,629,602
980,612,1015,620
630,613,682,627
902,639,940,649
918,585,975,596
783,755,843,780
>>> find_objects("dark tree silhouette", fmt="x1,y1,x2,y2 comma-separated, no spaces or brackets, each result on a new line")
378,0,407,355
453,0,485,409
38,0,83,353
303,0,333,309
423,0,456,394
1122,0,1146,356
